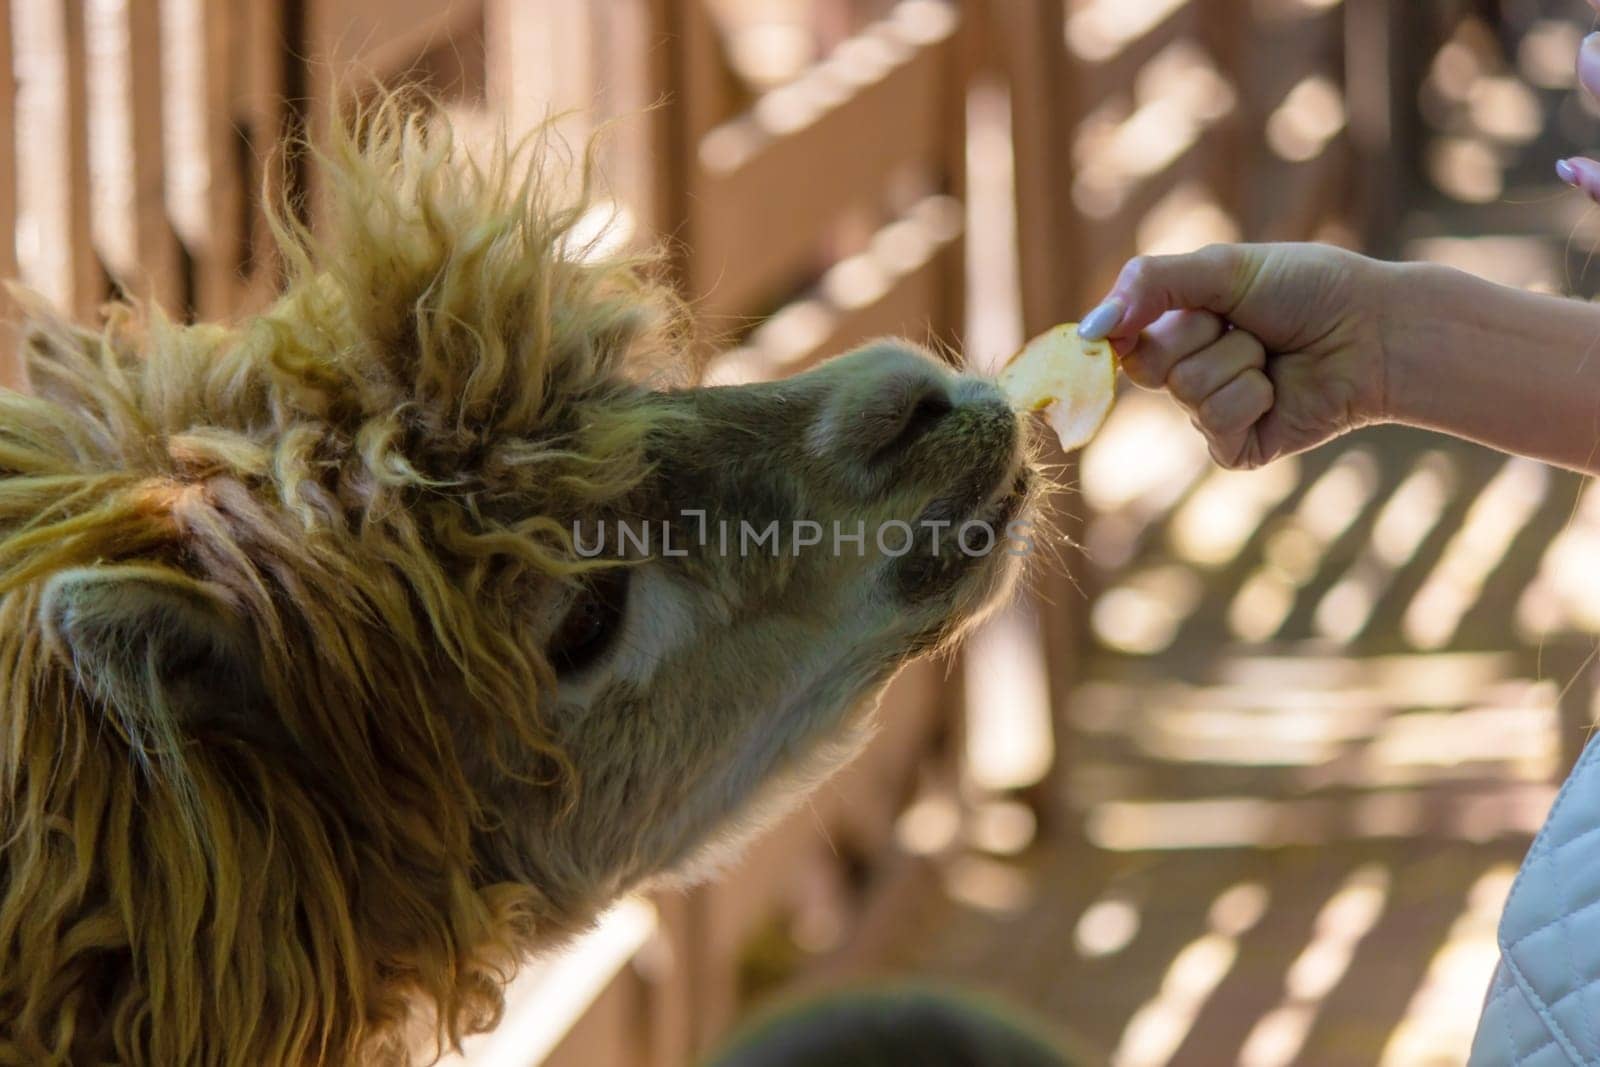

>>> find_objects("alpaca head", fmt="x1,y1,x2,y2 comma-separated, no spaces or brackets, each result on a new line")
0,99,1041,1064
493,335,1037,904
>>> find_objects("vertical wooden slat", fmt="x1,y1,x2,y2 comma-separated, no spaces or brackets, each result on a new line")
993,0,1091,832
650,0,735,251
62,0,103,319
1196,0,1248,233
236,0,286,310
486,0,591,147
196,0,242,317
938,1,979,814
640,9,719,1054
939,0,970,347
0,0,19,389
679,0,729,152
642,0,676,245
993,0,1076,329
124,0,183,309
297,0,334,232
590,0,653,230
1345,0,1403,255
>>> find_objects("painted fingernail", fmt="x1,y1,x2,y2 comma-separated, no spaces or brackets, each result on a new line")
1582,35,1600,80
1559,158,1580,186
1079,299,1125,341
1582,36,1600,84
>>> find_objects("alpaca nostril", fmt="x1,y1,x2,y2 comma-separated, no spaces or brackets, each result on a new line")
807,344,963,467
903,392,954,443
871,385,953,461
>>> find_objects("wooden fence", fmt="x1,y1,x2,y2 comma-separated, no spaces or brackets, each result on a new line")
0,1,1399,1064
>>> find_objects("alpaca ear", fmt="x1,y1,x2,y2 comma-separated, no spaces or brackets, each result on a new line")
40,566,261,755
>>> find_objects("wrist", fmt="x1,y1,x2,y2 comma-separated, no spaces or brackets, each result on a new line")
1374,259,1480,428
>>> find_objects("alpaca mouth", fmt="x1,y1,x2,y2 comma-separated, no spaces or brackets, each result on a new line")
891,459,1035,602
944,464,1031,531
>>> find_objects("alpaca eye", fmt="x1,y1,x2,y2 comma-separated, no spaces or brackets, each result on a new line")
548,568,630,677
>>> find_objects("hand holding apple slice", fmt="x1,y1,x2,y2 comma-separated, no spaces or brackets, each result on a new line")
997,324,1117,451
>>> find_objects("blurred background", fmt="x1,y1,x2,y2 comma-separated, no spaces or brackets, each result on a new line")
5,0,1600,1064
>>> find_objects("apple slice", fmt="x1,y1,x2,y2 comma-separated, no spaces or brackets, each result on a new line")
997,324,1117,451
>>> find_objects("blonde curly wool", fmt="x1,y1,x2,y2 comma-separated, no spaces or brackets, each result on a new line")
0,95,682,1064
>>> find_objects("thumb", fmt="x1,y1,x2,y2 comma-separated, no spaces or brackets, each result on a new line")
1079,245,1253,351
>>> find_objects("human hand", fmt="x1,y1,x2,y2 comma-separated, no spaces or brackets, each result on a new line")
1554,3,1600,200
1078,243,1394,469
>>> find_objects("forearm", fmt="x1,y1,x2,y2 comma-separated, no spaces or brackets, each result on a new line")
1382,261,1600,475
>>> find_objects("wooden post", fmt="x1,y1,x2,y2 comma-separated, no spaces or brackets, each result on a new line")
0,0,19,389
645,0,732,294
196,0,244,318
989,0,1092,835
642,9,727,1049
62,0,104,320
939,0,969,349
990,0,1075,329
1344,0,1409,256
1196,0,1248,234
124,0,185,311
238,0,289,310
643,0,688,267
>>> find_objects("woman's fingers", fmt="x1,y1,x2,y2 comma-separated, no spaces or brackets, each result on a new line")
1557,156,1600,203
1582,31,1600,99
1121,310,1226,388
1198,369,1274,436
1166,328,1267,406
1078,245,1251,350
1559,30,1600,204
1127,321,1275,467
1153,329,1274,467
1196,370,1275,468
1559,25,1600,203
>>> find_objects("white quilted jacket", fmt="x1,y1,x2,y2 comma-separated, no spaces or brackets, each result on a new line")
1472,736,1600,1065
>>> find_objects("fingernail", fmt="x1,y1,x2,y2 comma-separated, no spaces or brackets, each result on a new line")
1079,299,1125,341
1585,30,1600,49
1559,158,1580,186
